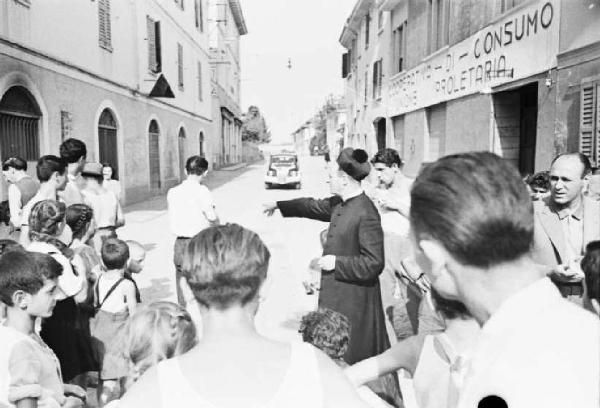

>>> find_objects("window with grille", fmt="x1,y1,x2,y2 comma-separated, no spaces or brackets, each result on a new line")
372,59,383,100
0,86,40,161
177,43,184,90
98,0,112,51
195,0,204,32
147,17,162,73
197,61,203,101
580,81,600,166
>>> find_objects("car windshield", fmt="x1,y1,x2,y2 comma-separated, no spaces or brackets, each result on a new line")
270,155,296,165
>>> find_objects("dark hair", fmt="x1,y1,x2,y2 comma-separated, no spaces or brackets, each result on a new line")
59,138,87,164
29,200,66,238
182,223,270,309
0,239,24,256
551,152,592,178
101,238,130,270
0,201,10,226
0,251,62,306
36,155,66,182
66,204,94,240
102,162,118,180
185,156,209,176
299,308,350,360
410,152,533,267
582,240,600,303
2,156,27,171
526,171,550,192
371,148,403,168
430,287,471,320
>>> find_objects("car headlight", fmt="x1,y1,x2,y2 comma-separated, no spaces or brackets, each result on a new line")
267,169,276,176
289,170,298,177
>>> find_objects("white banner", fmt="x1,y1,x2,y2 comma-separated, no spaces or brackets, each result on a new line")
387,0,560,116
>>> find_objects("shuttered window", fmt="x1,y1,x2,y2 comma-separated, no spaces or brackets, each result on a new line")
372,59,383,99
197,61,203,101
580,81,600,166
98,0,112,51
147,17,162,73
177,43,184,90
195,0,204,32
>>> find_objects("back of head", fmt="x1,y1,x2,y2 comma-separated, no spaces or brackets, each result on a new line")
527,171,550,192
410,152,533,267
29,200,66,237
582,241,600,304
37,155,66,182
185,156,208,176
371,148,403,168
0,251,62,306
66,204,94,240
299,308,350,361
59,138,87,164
124,301,197,383
2,156,27,172
183,223,270,309
101,237,130,270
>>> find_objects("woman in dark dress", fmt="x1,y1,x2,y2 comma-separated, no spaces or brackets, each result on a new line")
27,200,98,386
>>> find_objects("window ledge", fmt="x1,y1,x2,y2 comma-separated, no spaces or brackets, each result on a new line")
99,43,113,53
14,0,31,7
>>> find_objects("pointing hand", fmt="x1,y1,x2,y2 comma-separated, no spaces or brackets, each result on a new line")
263,202,278,216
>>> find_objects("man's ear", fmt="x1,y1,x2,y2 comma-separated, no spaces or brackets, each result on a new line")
12,290,29,309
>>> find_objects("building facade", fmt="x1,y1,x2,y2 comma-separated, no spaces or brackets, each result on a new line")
340,0,600,177
208,0,247,168
0,0,212,205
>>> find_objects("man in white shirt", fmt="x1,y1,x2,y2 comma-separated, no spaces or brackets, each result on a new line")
2,156,39,232
167,156,219,305
410,152,599,408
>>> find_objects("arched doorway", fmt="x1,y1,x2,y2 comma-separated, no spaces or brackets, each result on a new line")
98,109,119,178
198,131,204,157
374,117,386,151
148,120,161,190
0,86,41,161
178,128,186,181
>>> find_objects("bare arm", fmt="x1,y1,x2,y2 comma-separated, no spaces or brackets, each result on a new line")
71,255,89,304
15,398,36,408
115,200,125,228
8,185,22,228
124,280,138,315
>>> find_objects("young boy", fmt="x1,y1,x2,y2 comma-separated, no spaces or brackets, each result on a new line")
125,240,146,303
91,238,138,406
0,251,85,408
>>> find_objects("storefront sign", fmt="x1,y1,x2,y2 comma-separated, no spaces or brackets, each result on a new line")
388,0,559,116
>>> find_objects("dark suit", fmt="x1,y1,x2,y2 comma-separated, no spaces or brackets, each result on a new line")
277,193,389,364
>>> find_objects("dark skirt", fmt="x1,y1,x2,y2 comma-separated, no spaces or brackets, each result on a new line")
40,297,99,381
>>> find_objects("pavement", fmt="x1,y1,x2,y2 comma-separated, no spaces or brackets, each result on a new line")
117,155,331,342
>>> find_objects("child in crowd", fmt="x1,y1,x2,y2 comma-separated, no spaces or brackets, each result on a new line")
91,238,139,407
0,240,24,321
525,171,550,201
125,240,146,304
299,308,395,408
582,240,600,316
345,289,480,408
0,251,86,408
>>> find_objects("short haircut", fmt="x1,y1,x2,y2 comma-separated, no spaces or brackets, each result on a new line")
101,238,130,270
185,156,208,176
0,251,62,306
371,148,403,168
2,156,27,171
430,287,471,320
582,240,600,304
411,152,533,267
36,155,66,182
65,204,94,240
526,171,550,192
59,138,87,164
299,308,350,360
551,152,592,178
183,223,270,309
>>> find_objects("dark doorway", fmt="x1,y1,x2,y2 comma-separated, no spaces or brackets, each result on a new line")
0,86,40,161
148,120,161,190
98,109,119,178
375,118,386,150
178,128,186,181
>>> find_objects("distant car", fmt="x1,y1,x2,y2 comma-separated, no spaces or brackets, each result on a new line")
265,153,301,189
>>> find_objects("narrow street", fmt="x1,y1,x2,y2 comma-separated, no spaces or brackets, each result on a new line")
118,155,331,342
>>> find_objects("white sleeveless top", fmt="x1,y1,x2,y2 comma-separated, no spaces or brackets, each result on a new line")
411,334,466,408
156,342,324,408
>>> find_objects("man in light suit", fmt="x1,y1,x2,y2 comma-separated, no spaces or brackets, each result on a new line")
532,153,600,304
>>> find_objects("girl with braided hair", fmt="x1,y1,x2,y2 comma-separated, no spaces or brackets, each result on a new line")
27,199,98,387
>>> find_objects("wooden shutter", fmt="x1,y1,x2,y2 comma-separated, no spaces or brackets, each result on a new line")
596,83,600,166
195,0,203,31
580,82,596,164
147,16,157,72
342,53,348,79
177,43,184,89
155,21,162,72
98,0,111,50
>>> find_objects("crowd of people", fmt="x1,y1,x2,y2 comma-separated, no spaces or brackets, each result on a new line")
0,136,598,408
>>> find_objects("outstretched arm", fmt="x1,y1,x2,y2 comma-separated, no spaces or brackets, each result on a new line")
264,196,341,222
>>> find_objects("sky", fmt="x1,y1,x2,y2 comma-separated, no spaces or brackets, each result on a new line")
240,0,356,144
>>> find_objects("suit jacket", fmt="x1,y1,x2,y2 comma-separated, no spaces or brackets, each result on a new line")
532,196,600,268
277,193,388,364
